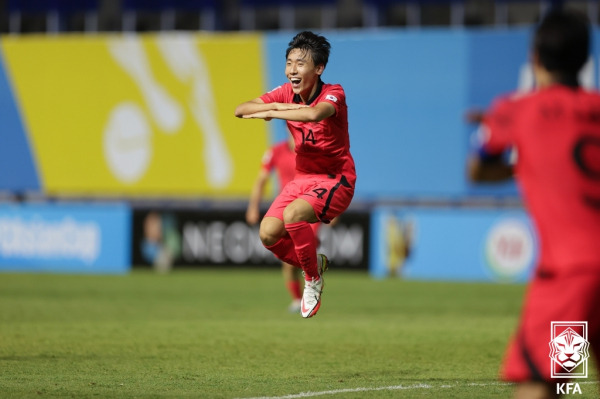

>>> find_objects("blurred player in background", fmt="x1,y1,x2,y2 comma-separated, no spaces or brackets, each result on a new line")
246,136,321,314
235,31,356,318
467,8,600,399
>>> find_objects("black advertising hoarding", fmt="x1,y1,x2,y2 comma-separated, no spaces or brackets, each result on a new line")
132,208,369,270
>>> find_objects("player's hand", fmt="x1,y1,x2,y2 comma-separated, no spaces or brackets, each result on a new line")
465,109,486,124
246,207,260,225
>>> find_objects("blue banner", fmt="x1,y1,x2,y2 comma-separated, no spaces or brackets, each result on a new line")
370,206,538,282
0,203,131,273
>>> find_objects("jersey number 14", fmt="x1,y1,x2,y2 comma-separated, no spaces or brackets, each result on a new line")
302,129,316,145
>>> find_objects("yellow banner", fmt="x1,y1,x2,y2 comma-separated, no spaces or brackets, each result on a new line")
1,33,269,197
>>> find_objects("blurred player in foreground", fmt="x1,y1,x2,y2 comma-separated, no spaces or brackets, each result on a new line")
235,31,356,318
467,9,600,399
246,136,320,314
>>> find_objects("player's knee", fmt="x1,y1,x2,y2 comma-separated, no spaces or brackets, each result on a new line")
282,207,299,224
259,230,277,246
259,219,284,246
283,202,312,224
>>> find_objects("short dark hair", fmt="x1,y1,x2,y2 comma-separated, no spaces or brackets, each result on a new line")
286,31,331,68
533,9,590,76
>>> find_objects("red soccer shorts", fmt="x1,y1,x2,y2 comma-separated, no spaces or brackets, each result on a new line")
265,173,354,224
501,268,600,383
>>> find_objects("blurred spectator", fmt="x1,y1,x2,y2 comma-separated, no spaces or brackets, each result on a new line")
141,211,181,273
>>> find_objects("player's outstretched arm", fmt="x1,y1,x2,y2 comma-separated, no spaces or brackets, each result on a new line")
244,101,333,122
235,98,308,118
235,98,270,118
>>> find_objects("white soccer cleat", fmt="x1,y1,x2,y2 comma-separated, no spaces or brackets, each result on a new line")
300,254,329,318
300,277,322,318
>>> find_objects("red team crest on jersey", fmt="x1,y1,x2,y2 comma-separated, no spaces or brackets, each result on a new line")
549,321,589,378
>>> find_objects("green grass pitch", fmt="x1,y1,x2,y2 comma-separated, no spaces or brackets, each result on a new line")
0,269,597,398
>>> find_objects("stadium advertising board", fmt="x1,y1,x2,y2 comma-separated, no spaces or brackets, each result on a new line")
131,208,369,270
0,203,131,273
370,207,538,282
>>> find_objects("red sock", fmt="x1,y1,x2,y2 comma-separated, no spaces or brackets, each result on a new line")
265,235,300,267
286,281,302,300
285,221,318,281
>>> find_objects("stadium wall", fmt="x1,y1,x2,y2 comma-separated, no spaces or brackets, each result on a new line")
1,29,597,279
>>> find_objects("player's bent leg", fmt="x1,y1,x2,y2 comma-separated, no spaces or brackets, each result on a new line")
281,199,328,318
283,199,320,279
286,221,318,276
283,198,321,276
261,217,300,267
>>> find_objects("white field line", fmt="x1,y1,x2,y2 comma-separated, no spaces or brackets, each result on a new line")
235,381,599,399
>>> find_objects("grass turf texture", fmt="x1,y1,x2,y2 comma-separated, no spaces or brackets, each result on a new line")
0,269,597,398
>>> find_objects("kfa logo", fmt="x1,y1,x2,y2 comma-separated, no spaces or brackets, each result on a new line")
549,321,589,379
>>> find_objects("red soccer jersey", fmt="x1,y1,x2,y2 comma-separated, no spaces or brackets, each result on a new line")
260,81,356,185
482,85,600,272
261,141,296,191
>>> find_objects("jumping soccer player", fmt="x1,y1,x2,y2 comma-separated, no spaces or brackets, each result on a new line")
467,9,600,399
246,136,321,314
235,31,356,318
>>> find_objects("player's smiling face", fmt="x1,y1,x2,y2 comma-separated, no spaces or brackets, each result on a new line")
286,48,324,103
